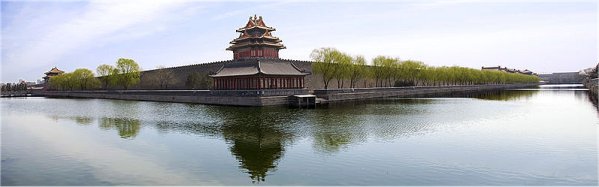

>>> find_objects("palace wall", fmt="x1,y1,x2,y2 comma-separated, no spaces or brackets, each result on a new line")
129,59,391,91
130,59,323,90
42,83,539,106
538,72,584,84
131,60,231,90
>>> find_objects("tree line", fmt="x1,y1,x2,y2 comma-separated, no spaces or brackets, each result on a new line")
311,48,541,89
1,82,28,92
49,58,141,91
48,58,213,91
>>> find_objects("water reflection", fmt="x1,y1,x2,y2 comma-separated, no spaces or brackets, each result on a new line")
99,118,141,139
411,90,539,101
474,90,538,101
73,116,93,125
585,91,599,114
34,87,598,185
206,107,298,183
310,107,365,153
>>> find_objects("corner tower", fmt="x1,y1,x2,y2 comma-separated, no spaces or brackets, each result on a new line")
227,15,286,60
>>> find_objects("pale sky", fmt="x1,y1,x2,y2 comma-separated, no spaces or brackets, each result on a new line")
1,0,597,82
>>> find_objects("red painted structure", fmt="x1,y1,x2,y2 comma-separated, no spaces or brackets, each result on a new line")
211,15,307,90
43,67,64,83
227,15,286,60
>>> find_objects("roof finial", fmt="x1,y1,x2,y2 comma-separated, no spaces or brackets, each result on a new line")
254,14,257,20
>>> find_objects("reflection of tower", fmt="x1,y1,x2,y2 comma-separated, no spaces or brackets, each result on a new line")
214,107,294,183
225,126,285,183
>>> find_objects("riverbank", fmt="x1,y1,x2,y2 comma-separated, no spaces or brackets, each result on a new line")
583,78,598,95
40,84,538,106
42,89,307,106
314,83,538,103
3,85,597,185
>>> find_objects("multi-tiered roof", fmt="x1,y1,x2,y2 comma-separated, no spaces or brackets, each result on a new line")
210,15,307,90
227,15,286,59
43,67,64,82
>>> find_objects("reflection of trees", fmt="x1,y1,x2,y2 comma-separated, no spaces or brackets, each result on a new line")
413,90,539,101
587,91,598,113
205,107,296,183
310,107,365,154
99,117,141,139
312,98,439,148
474,90,538,101
73,116,93,125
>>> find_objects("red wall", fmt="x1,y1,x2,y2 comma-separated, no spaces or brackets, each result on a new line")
233,47,279,59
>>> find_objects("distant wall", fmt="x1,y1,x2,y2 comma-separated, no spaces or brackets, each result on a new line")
125,59,377,91
132,60,230,90
538,72,584,84
130,59,321,90
42,83,538,106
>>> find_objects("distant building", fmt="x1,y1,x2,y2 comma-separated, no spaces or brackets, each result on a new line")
481,66,536,76
43,67,65,83
211,15,308,90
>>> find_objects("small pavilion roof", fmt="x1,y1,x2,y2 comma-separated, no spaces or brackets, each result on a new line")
45,67,64,75
236,15,275,32
211,59,308,77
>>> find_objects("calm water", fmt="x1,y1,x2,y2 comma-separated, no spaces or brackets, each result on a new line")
1,85,598,185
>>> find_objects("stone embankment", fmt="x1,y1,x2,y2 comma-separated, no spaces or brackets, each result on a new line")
314,84,538,103
581,63,598,97
42,89,307,106
583,78,598,95
41,84,538,107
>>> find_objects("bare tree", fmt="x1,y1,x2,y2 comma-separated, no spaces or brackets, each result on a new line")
146,66,178,89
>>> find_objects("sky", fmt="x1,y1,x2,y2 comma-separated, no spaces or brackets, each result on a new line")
1,0,597,82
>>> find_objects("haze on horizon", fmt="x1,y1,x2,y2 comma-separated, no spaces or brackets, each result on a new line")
1,0,597,83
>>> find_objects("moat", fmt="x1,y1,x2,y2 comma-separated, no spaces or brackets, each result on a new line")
1,84,597,185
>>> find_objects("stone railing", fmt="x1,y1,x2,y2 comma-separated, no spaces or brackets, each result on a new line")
42,89,309,97
210,89,309,97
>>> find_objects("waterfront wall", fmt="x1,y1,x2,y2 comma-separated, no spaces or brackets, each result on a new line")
42,84,537,106
314,84,538,103
538,72,584,84
132,59,322,90
118,60,377,91
42,90,299,106
583,78,598,95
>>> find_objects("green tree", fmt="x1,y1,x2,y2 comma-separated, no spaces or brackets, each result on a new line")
49,73,75,91
72,68,98,90
334,52,352,88
96,64,115,89
115,58,141,90
348,55,367,88
371,56,386,87
311,48,344,89
372,56,399,87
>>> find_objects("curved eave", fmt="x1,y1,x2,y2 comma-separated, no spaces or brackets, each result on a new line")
230,36,281,43
210,73,259,78
226,43,286,51
210,72,308,78
236,26,275,32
